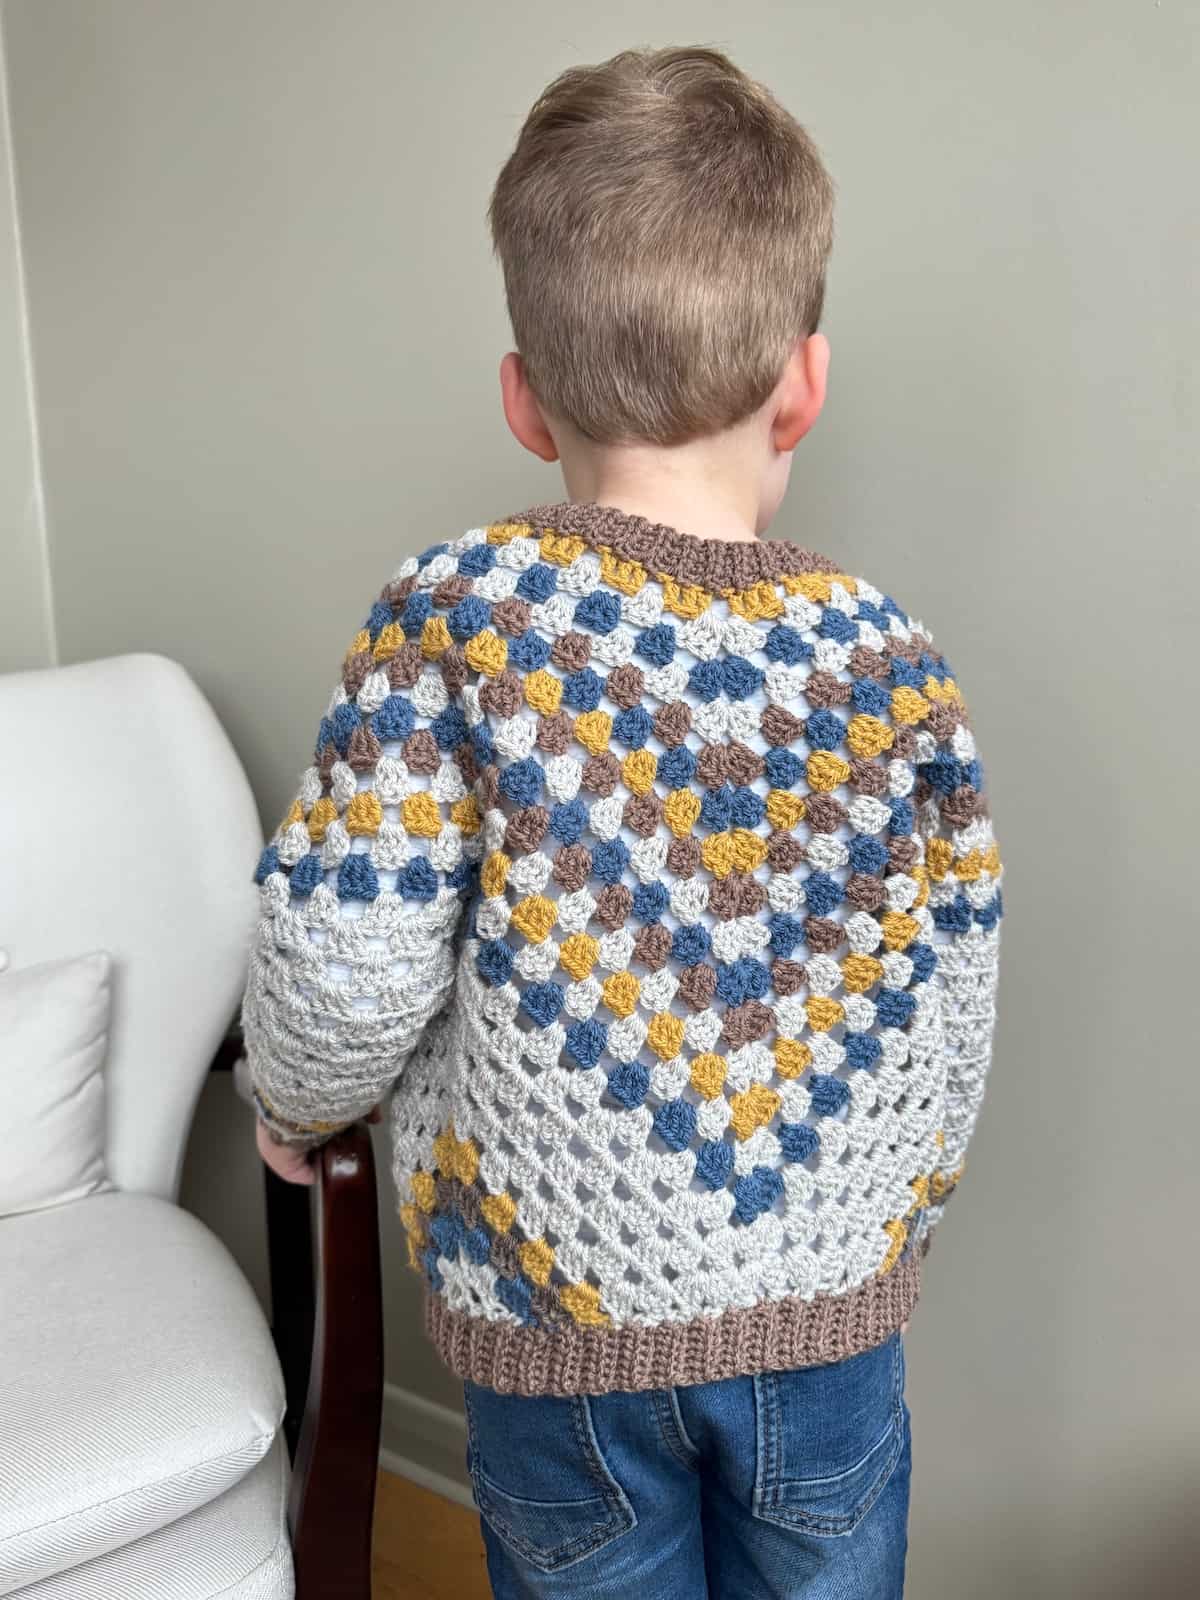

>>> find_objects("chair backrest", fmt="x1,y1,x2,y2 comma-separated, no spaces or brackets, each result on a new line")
0,652,262,1198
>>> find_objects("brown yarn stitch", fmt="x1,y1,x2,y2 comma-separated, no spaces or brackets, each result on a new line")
510,501,842,590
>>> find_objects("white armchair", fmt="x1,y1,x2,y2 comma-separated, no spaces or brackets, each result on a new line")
0,652,293,1598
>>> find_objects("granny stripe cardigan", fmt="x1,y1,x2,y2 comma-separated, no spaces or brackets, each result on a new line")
240,500,1002,1395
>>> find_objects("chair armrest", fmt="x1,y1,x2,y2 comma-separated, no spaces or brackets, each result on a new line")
287,1124,384,1600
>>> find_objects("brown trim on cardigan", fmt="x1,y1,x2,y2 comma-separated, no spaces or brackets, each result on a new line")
425,1254,920,1396
509,500,843,591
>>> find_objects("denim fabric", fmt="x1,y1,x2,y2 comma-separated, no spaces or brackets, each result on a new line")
463,1332,911,1598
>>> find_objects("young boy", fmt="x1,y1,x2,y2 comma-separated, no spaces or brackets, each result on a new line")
242,44,1003,1599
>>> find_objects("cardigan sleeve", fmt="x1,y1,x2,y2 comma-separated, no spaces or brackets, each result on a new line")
239,567,484,1149
913,658,1004,1243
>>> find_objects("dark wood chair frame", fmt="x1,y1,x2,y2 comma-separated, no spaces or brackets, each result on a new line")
211,1024,383,1600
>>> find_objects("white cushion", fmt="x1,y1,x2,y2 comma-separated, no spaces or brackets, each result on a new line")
0,951,112,1218
9,1437,293,1600
0,1192,285,1595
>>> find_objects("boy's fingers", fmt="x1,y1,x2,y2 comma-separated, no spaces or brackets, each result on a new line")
255,1119,316,1185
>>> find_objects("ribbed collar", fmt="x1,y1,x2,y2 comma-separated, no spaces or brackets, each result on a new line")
508,500,841,590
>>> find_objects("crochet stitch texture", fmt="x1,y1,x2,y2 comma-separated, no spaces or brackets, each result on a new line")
241,501,1003,1395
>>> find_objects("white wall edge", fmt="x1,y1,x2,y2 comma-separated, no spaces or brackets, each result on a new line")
378,1447,476,1512
0,11,57,667
379,1381,474,1509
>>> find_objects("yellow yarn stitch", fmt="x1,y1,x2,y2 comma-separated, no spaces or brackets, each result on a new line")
345,628,371,661
345,792,383,836
880,911,920,951
924,838,954,880
806,752,851,793
806,996,845,1032
450,794,481,835
664,790,702,837
480,1192,517,1233
410,1171,436,1212
486,528,528,553
519,1239,555,1287
774,1038,813,1079
306,796,338,842
879,1219,907,1275
541,531,585,566
573,710,612,755
701,829,768,879
511,895,556,942
279,797,303,833
558,933,599,981
559,1281,610,1327
925,675,962,703
729,1083,781,1141
602,971,640,1018
647,1012,685,1061
432,1126,479,1185
402,792,442,838
623,749,657,796
930,1163,964,1201
890,686,930,724
372,621,406,662
486,521,530,545
599,547,647,595
524,669,562,714
765,790,805,830
420,615,452,660
661,578,711,618
841,954,885,993
780,573,858,603
464,628,507,677
727,581,785,621
481,851,511,898
400,1205,426,1268
690,1053,726,1099
846,715,895,759
950,848,983,881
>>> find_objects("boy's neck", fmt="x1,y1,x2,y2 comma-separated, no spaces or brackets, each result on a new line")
556,439,770,545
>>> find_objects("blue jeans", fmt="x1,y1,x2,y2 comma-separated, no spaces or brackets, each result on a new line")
463,1332,910,1599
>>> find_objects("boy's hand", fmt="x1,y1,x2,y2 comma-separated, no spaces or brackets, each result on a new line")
253,1103,385,1185
255,1120,316,1185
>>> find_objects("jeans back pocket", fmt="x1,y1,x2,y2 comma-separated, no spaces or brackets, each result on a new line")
463,1382,636,1573
753,1333,906,1537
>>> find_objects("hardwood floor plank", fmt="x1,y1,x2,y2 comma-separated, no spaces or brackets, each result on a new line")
373,1472,491,1600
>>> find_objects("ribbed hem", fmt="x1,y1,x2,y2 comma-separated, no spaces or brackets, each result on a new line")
425,1256,921,1396
509,500,842,591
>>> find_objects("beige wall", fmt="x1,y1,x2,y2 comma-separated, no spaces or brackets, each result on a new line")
4,3,1198,1593
0,19,52,672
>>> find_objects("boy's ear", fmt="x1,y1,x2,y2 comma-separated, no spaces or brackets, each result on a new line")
499,352,559,463
772,334,830,453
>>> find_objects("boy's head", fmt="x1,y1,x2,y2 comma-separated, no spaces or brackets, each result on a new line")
489,45,835,527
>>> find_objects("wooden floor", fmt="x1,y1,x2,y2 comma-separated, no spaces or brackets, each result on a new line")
373,1472,491,1600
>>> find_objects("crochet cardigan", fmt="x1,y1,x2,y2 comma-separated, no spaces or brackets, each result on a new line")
241,500,1003,1396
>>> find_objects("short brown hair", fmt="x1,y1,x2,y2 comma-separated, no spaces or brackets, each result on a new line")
488,46,834,447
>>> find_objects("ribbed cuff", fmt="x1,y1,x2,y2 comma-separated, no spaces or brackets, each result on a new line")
426,1255,921,1396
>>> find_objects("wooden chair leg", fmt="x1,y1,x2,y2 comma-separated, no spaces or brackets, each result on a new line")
287,1125,384,1600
